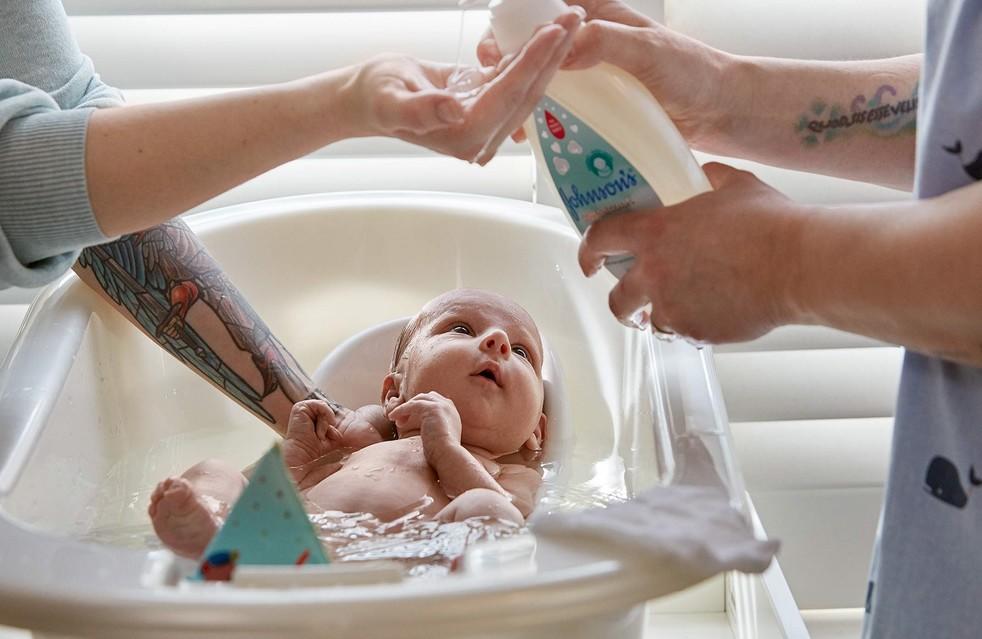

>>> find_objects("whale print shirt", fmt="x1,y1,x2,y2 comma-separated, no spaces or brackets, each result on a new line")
863,2,982,637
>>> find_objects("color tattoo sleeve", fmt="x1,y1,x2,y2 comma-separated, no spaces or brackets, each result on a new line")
73,220,342,435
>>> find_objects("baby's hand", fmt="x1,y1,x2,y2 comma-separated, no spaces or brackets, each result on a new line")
388,391,462,454
282,399,346,476
286,400,343,449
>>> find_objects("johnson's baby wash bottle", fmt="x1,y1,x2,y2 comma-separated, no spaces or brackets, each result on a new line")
489,0,712,277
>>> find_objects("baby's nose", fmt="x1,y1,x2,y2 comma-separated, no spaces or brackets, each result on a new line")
482,330,511,356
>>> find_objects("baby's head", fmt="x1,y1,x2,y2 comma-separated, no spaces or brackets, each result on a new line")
381,289,546,459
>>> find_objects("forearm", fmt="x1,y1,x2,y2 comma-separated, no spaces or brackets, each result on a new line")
710,54,920,190
794,180,982,364
73,219,338,434
426,443,507,499
85,68,363,237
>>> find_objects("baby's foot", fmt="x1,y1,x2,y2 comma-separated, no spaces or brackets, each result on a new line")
149,477,219,559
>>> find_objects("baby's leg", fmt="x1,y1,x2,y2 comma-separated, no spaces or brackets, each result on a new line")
149,459,247,559
436,488,524,526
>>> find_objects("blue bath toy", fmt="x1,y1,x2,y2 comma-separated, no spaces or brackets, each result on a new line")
194,444,328,581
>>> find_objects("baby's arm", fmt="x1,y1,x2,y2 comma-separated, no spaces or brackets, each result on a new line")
437,465,541,526
389,392,507,497
334,404,395,449
389,393,526,524
495,464,543,519
283,400,392,490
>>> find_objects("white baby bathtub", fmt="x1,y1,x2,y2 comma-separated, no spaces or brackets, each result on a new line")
0,192,806,638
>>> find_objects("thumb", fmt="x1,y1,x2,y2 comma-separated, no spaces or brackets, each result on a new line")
562,20,650,75
701,161,746,189
477,29,502,67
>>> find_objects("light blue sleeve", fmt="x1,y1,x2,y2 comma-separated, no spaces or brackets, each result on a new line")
0,0,124,289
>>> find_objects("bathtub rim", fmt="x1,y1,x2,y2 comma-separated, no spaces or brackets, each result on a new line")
0,190,799,638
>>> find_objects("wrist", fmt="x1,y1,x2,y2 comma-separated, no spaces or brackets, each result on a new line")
776,203,820,327
290,64,370,143
423,435,465,467
691,52,758,155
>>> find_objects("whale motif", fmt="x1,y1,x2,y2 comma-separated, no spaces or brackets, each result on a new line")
943,140,982,181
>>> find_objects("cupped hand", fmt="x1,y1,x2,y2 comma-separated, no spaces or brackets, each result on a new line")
476,0,732,149
350,9,581,165
578,162,809,344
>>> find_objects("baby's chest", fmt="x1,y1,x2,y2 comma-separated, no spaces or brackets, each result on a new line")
332,440,434,487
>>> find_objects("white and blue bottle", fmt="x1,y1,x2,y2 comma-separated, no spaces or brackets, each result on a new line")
489,0,712,277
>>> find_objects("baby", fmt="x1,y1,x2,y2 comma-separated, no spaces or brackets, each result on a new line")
149,288,547,558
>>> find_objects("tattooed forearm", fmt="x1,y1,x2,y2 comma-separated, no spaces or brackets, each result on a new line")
797,84,918,147
74,220,341,433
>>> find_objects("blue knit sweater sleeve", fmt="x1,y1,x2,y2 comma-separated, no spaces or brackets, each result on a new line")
0,0,123,288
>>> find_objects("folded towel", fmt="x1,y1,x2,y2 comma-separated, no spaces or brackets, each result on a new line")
531,484,779,597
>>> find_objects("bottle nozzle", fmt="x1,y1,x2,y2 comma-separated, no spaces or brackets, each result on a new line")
489,0,569,56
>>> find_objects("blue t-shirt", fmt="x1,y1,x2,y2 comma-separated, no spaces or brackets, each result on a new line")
864,2,982,637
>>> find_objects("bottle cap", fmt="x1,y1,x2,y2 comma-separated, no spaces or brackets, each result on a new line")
489,0,568,56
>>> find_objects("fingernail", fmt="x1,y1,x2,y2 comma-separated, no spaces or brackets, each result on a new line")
437,100,464,124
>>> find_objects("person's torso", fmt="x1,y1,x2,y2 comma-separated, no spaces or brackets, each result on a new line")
864,2,982,637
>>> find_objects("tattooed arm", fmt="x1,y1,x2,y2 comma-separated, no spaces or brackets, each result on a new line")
514,2,920,190
72,219,353,436
715,55,921,191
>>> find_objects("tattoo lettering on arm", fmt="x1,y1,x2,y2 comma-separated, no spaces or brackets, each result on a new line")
76,220,342,431
796,84,918,148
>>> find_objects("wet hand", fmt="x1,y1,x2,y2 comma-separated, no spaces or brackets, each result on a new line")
578,162,808,344
286,399,343,446
388,392,463,456
350,8,581,164
477,0,731,149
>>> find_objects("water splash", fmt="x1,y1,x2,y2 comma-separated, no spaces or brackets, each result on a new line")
309,498,524,579
447,0,489,97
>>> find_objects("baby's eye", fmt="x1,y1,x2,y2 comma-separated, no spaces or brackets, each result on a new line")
514,345,531,360
450,323,473,335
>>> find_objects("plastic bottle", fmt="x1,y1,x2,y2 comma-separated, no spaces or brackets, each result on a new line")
489,0,712,277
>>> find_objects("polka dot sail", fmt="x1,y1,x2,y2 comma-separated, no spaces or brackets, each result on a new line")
193,444,329,581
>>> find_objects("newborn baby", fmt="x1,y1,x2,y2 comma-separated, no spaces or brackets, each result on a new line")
149,289,547,558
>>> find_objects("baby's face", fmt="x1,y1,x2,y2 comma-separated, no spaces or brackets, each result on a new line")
398,290,545,456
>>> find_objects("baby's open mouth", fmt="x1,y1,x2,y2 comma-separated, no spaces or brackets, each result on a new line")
473,364,502,387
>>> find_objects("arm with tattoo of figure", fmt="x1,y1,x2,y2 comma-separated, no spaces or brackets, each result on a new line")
73,220,393,439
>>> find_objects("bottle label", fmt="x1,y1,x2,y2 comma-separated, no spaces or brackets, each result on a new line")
533,97,662,277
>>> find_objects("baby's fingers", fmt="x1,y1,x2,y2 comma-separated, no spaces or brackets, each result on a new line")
301,400,344,442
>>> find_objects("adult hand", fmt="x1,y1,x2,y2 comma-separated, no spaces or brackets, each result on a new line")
348,9,581,165
578,163,808,344
477,0,733,150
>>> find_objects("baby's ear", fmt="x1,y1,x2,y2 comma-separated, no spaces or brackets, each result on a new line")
381,372,405,416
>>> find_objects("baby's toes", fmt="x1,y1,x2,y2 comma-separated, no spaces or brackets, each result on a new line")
162,478,196,507
148,477,175,516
